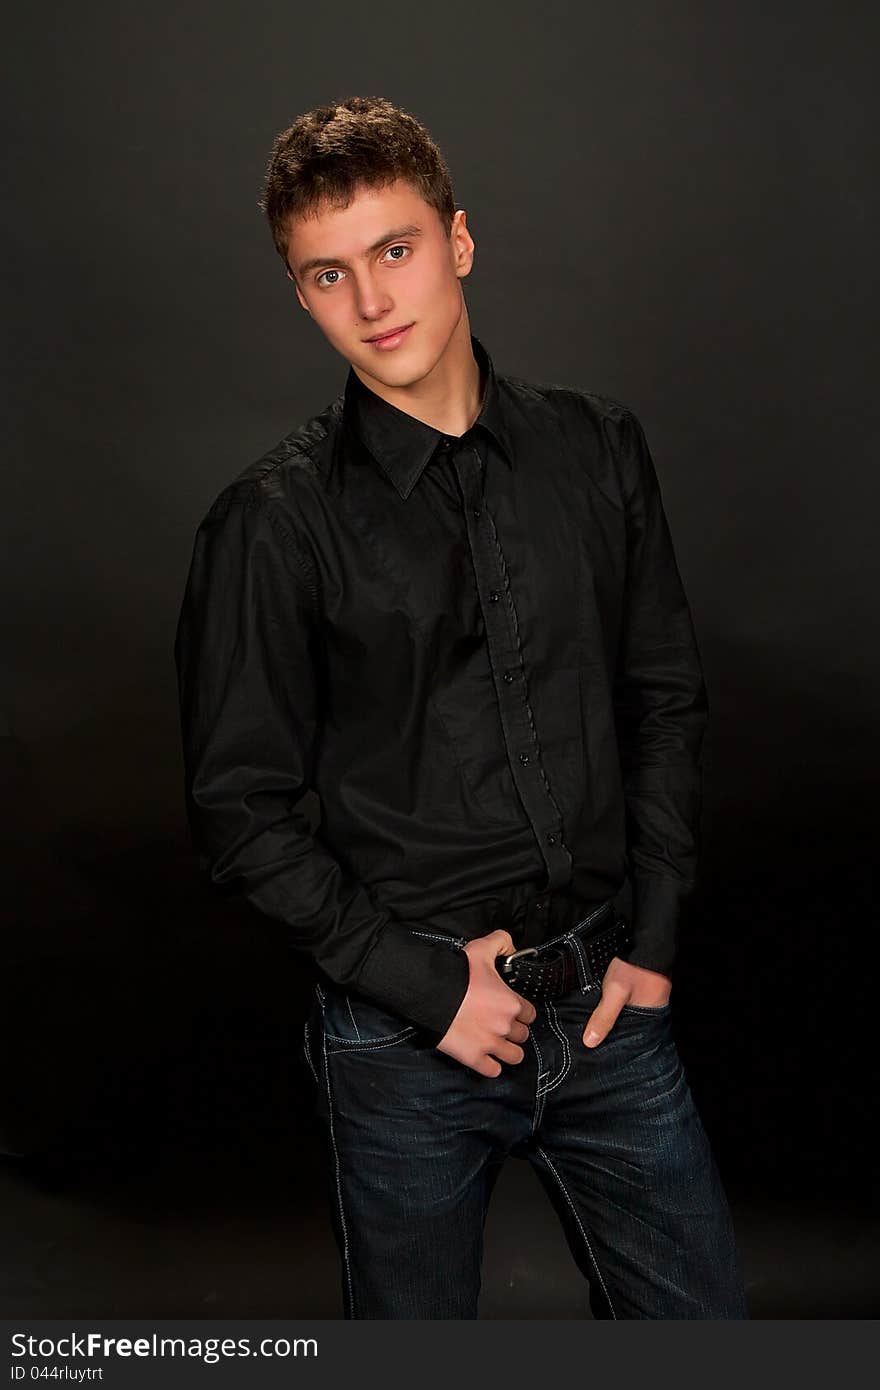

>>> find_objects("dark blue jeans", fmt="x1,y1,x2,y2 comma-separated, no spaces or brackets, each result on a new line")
301,918,748,1319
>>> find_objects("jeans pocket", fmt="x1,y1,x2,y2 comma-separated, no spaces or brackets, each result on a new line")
321,985,417,1054
619,1001,672,1016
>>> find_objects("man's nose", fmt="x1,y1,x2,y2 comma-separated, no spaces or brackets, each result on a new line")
353,270,393,320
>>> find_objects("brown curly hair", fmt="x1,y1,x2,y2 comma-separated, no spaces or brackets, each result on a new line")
259,95,457,276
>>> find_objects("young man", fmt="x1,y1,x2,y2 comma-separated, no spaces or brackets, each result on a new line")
174,95,748,1319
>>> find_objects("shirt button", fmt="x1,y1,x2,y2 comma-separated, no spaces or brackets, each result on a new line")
489,590,500,602
535,898,547,911
546,833,557,846
473,508,481,518
519,752,530,764
503,670,515,683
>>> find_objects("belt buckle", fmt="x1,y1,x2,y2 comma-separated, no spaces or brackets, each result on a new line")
496,945,539,979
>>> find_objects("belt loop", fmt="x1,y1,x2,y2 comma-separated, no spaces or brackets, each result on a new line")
542,897,615,952
567,933,590,992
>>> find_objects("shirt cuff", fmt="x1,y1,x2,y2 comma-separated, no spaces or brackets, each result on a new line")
355,921,471,1038
625,872,694,978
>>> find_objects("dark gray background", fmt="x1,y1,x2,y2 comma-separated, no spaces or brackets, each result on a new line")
2,2,877,1318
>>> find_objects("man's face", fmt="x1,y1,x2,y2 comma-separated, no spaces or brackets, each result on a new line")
284,177,475,389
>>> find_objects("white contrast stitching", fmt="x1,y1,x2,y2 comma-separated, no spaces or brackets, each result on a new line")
302,1022,318,1084
621,1002,671,1015
325,1026,418,1051
345,996,362,1041
530,1030,548,1132
569,935,589,990
408,930,466,947
537,1000,572,1097
536,1146,617,1319
540,902,615,952
319,995,355,1317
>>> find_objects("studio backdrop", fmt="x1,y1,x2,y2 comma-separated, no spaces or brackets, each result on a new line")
2,0,877,1319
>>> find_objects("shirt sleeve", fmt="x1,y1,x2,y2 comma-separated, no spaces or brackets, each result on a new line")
611,410,710,975
173,483,470,1037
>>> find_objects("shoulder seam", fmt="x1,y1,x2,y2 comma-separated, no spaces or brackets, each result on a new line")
501,373,637,419
204,478,319,606
243,485,320,604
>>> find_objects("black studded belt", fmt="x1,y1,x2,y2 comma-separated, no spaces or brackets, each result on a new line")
495,901,632,1004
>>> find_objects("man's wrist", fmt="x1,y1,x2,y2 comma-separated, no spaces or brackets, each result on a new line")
627,870,694,976
356,922,471,1036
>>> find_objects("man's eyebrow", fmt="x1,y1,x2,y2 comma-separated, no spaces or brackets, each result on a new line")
296,224,424,279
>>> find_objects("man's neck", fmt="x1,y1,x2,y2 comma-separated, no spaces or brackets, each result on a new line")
352,315,484,438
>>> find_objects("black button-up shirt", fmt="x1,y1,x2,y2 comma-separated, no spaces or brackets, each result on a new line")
174,334,708,1038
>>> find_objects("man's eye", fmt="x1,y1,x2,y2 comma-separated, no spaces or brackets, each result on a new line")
315,246,410,288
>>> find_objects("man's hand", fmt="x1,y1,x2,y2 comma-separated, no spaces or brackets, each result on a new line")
436,931,538,1077
582,956,672,1048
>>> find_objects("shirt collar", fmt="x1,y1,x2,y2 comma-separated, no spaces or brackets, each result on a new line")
342,333,515,500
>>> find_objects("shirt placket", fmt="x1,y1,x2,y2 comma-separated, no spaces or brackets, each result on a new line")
448,437,574,940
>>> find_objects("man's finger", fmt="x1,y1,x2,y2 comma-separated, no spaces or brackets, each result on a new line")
491,1038,526,1066
506,1020,530,1044
512,993,538,1025
582,987,626,1047
473,1056,503,1078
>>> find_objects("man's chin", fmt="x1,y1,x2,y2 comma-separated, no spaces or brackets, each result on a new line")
351,342,432,389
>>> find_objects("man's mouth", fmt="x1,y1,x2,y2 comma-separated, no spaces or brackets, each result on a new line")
363,323,414,350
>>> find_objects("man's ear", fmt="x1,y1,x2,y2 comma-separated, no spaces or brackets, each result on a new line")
451,209,475,280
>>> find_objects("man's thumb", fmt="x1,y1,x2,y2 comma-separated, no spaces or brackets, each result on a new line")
487,929,515,957
582,992,621,1047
